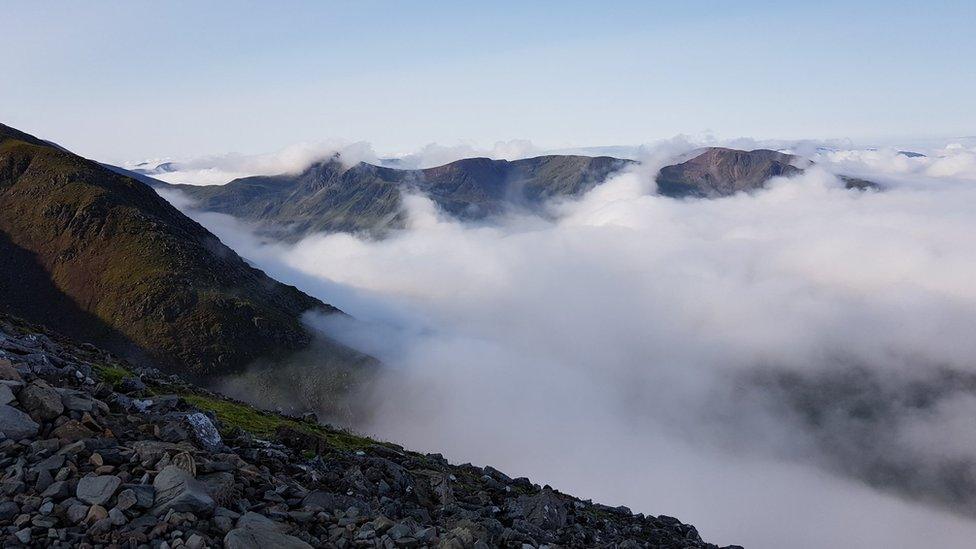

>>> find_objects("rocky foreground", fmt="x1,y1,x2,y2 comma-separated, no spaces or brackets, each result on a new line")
0,315,738,548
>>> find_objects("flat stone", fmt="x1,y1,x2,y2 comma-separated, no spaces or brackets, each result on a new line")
40,480,74,500
237,512,286,532
151,465,215,516
76,475,122,506
0,403,39,440
33,453,66,471
224,527,313,549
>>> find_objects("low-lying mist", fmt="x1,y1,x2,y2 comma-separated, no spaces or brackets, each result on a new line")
160,142,976,548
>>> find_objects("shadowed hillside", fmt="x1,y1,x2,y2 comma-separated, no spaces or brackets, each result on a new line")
0,122,355,375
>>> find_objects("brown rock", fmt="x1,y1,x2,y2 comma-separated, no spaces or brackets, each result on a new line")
0,359,21,382
50,419,96,442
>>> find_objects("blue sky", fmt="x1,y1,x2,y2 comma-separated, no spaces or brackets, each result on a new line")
2,1,974,162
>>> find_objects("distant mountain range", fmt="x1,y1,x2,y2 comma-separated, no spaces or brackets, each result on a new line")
150,147,878,239
157,155,632,239
0,122,367,376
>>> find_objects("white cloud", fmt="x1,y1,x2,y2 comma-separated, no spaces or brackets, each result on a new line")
162,144,976,548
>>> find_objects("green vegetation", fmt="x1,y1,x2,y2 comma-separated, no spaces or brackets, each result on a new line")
181,392,384,452
92,362,132,386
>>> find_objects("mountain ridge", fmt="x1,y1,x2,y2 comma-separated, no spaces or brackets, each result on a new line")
155,147,877,240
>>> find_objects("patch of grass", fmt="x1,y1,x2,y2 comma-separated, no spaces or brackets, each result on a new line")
181,393,382,452
92,362,131,386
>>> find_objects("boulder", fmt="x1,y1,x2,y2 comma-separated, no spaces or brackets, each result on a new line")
186,412,222,452
0,403,39,439
76,475,122,506
510,487,568,530
18,380,63,421
151,465,215,516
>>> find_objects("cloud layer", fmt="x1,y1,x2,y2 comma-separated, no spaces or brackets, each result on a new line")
163,142,976,548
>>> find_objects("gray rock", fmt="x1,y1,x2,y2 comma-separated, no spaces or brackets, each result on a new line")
415,527,437,544
302,490,372,513
123,483,156,509
185,412,222,452
0,384,14,405
76,475,122,506
224,527,313,549
14,527,31,544
33,453,66,471
511,487,568,529
237,511,286,532
151,465,215,516
18,380,64,420
0,500,18,520
387,522,415,540
0,403,39,440
40,480,74,500
186,533,206,549
58,388,95,412
66,503,89,523
215,515,235,533
109,506,127,525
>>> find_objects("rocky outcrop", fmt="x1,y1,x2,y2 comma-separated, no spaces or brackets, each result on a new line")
0,314,738,548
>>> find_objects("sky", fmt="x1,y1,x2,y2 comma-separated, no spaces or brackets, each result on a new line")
2,0,974,164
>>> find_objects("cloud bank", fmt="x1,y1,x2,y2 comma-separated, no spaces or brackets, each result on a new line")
162,142,976,548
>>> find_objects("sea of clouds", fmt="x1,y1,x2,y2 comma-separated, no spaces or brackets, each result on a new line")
156,139,976,548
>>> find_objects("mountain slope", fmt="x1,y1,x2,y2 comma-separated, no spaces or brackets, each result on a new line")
0,122,348,375
0,313,736,548
165,155,633,238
